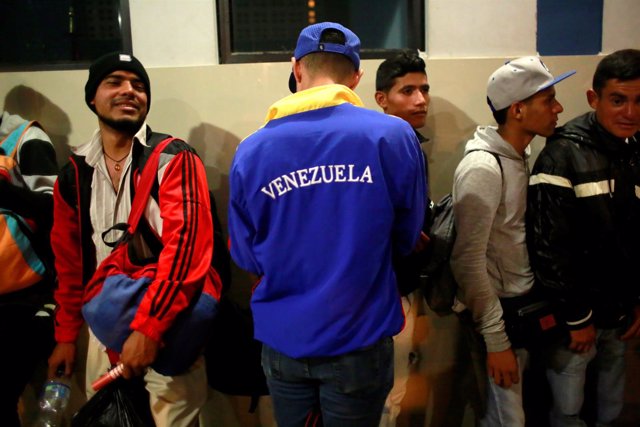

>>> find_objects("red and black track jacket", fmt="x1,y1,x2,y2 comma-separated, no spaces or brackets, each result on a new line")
51,127,218,344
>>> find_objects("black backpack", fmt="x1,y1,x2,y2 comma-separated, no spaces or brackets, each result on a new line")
421,150,503,316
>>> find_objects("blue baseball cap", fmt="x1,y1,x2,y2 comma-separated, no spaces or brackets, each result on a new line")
288,22,361,93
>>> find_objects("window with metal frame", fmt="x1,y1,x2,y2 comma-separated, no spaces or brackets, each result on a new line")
217,0,425,64
0,0,132,71
537,0,602,55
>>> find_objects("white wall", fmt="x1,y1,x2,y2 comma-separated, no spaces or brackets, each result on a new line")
129,0,218,67
427,0,537,57
602,0,640,52
124,0,640,67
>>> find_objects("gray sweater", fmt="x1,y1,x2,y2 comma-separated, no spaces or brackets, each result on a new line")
451,125,534,352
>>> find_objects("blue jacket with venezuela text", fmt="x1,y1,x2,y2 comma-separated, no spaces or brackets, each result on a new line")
228,85,427,358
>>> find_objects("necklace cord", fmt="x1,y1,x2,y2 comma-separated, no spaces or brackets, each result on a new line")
103,150,129,163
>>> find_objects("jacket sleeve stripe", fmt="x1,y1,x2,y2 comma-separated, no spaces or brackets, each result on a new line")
149,150,200,318
529,173,573,188
574,180,613,198
175,151,198,282
156,151,200,319
531,173,617,199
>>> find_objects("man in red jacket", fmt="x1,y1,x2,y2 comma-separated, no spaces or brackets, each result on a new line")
47,52,216,427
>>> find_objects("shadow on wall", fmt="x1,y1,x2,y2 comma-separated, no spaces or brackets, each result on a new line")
421,96,480,201
187,123,256,305
188,122,240,236
3,84,72,167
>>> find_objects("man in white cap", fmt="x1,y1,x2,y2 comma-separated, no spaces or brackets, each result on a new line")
228,22,427,426
450,56,574,426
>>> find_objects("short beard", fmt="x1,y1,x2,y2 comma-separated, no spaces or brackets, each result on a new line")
98,113,145,136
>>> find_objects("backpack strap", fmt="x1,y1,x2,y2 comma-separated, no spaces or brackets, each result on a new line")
466,149,503,177
127,137,177,233
100,137,177,248
0,121,41,158
465,149,505,211
125,132,193,255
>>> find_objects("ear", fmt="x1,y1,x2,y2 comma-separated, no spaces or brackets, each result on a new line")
347,69,364,91
375,90,388,110
586,89,598,110
292,57,303,87
510,101,524,120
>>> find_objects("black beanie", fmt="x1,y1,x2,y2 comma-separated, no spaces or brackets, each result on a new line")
84,52,151,113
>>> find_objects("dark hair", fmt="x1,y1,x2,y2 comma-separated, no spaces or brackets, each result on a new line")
490,88,542,125
376,49,426,92
593,49,640,95
491,103,509,125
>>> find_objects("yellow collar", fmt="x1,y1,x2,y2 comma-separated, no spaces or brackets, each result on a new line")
264,84,364,123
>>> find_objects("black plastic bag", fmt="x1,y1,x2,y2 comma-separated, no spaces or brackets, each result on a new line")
71,377,154,427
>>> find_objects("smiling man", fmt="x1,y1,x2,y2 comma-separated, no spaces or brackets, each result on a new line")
47,52,216,427
527,49,640,427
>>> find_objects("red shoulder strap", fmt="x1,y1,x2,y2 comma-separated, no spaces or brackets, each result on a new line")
126,137,177,233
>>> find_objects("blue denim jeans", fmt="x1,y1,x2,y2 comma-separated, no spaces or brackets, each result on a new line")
546,328,626,427
261,337,394,427
479,347,529,427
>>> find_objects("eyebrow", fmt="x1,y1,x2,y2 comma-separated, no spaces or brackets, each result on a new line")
400,84,430,91
104,72,143,83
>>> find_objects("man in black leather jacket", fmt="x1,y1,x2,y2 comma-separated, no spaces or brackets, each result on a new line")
527,49,640,427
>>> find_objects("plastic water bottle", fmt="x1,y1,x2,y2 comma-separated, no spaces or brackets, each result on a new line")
33,378,71,427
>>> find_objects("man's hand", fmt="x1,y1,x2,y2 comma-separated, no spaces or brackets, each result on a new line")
47,342,76,378
620,305,640,341
120,330,160,379
568,324,596,353
413,231,430,253
487,348,519,389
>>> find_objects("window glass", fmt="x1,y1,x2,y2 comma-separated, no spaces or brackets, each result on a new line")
218,0,425,63
0,0,132,70
537,0,602,55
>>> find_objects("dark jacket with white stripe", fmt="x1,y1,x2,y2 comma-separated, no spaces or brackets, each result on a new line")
527,112,640,330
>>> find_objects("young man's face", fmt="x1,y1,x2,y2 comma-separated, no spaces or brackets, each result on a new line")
520,86,564,138
91,70,148,133
588,78,640,139
376,72,430,129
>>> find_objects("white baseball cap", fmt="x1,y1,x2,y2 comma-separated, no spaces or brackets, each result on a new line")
486,56,575,111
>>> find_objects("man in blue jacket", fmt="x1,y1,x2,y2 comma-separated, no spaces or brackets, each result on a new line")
228,22,427,427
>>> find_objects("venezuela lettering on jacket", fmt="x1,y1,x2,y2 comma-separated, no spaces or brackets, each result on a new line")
261,164,373,200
